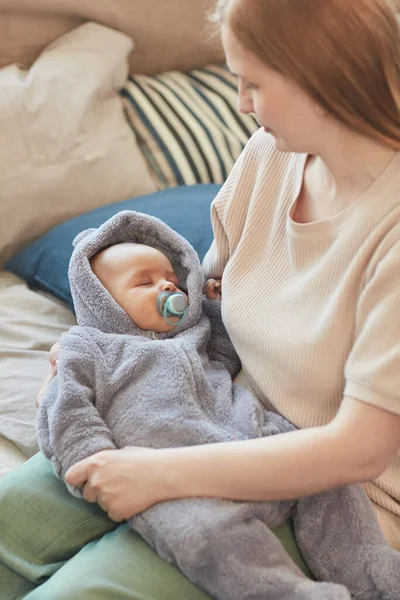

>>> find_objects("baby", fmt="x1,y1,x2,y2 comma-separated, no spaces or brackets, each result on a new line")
91,242,189,333
37,210,400,600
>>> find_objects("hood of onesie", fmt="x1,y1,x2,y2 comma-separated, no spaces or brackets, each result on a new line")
68,210,204,338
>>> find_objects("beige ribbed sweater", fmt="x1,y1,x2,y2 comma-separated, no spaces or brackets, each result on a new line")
203,128,400,549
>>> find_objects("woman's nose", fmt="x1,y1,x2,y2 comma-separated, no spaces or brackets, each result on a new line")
238,94,254,115
238,82,254,115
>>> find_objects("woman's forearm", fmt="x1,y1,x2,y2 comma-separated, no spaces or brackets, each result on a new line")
64,397,400,520
160,423,376,503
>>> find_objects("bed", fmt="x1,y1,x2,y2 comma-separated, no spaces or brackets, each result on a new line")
0,1,259,472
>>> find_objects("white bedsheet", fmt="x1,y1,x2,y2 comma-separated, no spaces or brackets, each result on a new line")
0,435,27,476
0,270,75,468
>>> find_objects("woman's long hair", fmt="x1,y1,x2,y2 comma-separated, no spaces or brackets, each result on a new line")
211,0,400,149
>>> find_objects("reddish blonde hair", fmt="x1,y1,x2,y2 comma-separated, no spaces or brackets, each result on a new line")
212,0,400,149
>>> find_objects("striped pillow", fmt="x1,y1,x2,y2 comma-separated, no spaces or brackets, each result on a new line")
121,65,259,188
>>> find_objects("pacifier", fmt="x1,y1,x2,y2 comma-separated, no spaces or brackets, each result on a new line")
157,291,188,326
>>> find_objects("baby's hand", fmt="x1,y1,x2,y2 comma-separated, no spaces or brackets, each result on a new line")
206,278,222,300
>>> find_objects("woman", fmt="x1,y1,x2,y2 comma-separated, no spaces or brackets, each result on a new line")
1,0,400,598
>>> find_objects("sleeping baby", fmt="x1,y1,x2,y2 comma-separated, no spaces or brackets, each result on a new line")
37,210,400,600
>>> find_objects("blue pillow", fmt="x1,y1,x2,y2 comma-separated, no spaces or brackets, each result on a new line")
6,184,220,311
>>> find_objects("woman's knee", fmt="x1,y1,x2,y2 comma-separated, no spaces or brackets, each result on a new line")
27,525,211,600
0,452,116,573
0,452,56,500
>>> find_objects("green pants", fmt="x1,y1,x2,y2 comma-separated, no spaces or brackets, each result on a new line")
0,453,309,600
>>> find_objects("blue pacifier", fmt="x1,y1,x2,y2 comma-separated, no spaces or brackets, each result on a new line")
157,291,188,326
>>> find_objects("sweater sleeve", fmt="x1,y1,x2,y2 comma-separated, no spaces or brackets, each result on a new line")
202,128,266,280
344,238,400,415
37,329,116,488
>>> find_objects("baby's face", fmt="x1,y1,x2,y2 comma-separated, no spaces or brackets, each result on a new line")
91,243,188,332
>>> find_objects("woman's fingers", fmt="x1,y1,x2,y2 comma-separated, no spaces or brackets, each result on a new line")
66,448,163,519
65,456,94,487
97,489,125,522
49,342,60,375
82,481,98,503
214,280,222,300
36,341,61,407
107,511,125,523
206,278,222,299
36,367,55,408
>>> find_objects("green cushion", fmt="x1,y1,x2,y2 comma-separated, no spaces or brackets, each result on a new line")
273,520,312,577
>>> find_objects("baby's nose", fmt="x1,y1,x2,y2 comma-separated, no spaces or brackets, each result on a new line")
162,281,177,292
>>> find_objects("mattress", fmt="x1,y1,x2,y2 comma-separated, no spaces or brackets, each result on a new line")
0,270,75,470
0,435,27,476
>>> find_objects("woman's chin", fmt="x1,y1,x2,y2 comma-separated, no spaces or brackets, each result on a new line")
271,135,292,153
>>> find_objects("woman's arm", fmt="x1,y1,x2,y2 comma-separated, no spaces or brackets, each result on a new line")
65,395,400,520
162,396,400,502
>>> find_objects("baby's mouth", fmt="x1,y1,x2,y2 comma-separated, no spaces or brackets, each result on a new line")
157,291,189,326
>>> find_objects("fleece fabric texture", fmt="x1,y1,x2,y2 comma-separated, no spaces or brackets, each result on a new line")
37,211,400,600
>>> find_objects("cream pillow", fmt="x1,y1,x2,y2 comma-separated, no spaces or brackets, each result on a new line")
0,22,157,265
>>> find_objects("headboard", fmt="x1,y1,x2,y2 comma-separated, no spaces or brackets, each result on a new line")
0,0,224,74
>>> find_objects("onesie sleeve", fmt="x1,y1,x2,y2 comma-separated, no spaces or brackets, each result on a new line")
202,297,241,378
344,239,400,415
37,329,116,489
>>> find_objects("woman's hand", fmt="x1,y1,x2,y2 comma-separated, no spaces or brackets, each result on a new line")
205,278,222,300
36,342,60,407
65,447,168,522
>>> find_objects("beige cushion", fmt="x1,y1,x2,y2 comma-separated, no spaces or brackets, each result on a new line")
0,22,157,265
0,0,224,74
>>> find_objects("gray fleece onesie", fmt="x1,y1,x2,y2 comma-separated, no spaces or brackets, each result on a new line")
37,211,400,600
